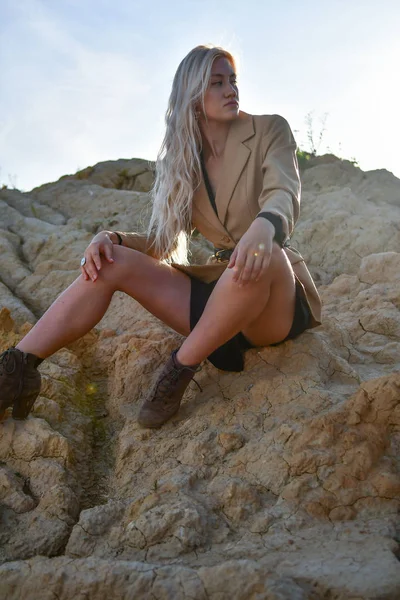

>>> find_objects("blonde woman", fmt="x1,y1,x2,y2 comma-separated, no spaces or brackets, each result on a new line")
0,45,321,427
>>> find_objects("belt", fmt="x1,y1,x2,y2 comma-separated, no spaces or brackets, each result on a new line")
212,248,234,262
213,240,292,263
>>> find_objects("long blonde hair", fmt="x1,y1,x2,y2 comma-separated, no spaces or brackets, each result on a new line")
148,44,236,263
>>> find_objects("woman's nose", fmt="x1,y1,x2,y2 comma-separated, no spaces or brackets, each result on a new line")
225,83,237,96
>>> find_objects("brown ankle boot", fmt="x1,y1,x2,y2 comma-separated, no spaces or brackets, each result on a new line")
137,349,201,428
0,347,43,420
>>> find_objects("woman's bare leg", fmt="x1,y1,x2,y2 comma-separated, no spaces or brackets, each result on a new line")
176,244,296,365
136,244,297,427
17,246,192,359
16,243,296,367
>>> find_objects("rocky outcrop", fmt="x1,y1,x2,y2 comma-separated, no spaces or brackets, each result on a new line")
0,157,399,599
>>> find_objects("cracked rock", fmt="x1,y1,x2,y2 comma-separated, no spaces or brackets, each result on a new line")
0,157,400,598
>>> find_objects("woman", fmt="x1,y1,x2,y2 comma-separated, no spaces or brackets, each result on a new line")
0,45,321,427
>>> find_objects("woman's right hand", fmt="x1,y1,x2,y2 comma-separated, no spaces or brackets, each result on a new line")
81,231,116,281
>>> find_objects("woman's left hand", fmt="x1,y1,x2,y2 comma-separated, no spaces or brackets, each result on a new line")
228,218,276,286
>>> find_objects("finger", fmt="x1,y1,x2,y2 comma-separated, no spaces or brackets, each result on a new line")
228,247,237,269
80,266,89,281
256,253,271,282
90,248,102,271
85,255,99,281
240,249,261,283
231,246,247,282
104,242,114,263
251,240,267,279
238,252,256,286
251,246,267,281
237,246,257,284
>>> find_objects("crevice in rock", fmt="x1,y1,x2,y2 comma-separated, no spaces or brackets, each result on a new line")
74,374,120,511
393,526,400,562
21,477,39,508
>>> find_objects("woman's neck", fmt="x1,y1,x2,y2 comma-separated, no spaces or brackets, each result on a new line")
199,119,233,160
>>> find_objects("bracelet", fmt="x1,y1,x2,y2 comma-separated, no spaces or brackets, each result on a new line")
113,231,123,245
256,212,286,247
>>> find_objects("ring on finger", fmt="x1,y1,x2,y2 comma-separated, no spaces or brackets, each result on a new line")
80,257,86,267
254,243,265,257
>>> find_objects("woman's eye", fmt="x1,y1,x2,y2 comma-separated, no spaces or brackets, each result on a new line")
210,79,237,87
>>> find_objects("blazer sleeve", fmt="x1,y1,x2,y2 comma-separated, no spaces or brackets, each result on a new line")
114,231,162,258
257,115,301,239
114,231,182,261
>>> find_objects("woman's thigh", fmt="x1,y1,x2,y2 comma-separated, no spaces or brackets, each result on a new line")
100,245,192,336
241,246,296,347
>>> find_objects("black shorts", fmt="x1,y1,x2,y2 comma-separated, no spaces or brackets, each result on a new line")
190,276,312,372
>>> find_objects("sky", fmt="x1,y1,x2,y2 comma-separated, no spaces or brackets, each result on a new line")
1,0,399,191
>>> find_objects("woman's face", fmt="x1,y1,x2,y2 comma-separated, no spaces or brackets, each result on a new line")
201,56,239,122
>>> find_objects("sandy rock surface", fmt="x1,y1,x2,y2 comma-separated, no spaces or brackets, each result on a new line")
0,157,399,599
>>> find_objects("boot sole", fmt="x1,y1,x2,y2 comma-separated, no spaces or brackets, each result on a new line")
137,406,180,429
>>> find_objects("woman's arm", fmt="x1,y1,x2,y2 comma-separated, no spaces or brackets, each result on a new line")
256,114,301,242
112,231,162,259
228,115,300,285
113,230,185,262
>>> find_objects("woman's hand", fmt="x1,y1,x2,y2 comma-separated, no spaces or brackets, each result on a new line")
228,218,275,286
81,231,116,281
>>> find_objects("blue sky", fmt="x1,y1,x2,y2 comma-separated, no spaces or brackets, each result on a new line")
1,0,399,191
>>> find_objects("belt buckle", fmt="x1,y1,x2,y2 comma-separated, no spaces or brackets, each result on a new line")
214,248,231,262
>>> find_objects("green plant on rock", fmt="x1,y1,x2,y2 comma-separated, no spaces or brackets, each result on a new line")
75,166,95,180
296,149,313,171
304,110,328,156
296,111,359,170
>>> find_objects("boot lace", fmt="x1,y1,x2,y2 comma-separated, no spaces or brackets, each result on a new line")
151,363,202,403
0,348,18,375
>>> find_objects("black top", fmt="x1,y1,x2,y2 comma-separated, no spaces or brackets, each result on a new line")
200,152,219,217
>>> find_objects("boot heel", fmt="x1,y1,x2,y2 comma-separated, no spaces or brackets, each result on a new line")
12,370,41,419
12,388,40,419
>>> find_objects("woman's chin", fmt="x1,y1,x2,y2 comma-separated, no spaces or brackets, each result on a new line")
222,107,240,120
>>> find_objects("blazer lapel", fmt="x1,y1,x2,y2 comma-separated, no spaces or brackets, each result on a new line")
192,179,230,239
216,111,255,224
192,111,255,238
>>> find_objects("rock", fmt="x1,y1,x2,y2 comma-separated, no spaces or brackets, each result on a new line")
292,161,400,285
0,465,37,513
44,157,155,192
0,156,400,598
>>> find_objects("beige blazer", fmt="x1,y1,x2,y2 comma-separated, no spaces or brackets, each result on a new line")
118,111,322,327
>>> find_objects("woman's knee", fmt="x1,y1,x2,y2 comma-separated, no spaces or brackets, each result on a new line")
250,243,288,286
100,244,153,290
78,246,137,289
